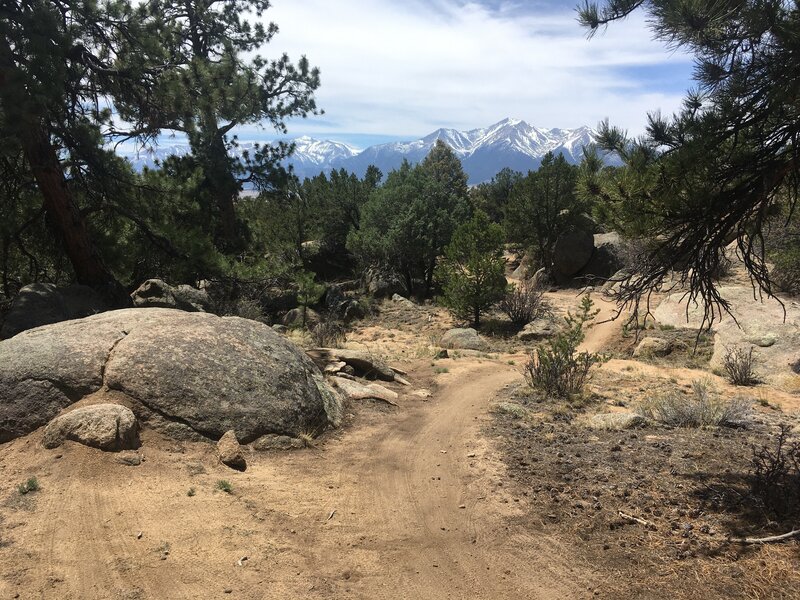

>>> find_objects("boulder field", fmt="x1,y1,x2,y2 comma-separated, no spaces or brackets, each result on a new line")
0,308,341,445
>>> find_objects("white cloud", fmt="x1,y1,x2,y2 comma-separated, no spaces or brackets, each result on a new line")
255,0,693,138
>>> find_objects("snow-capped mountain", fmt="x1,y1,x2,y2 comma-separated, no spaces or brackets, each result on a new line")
285,136,360,171
340,118,596,184
120,137,358,173
118,118,599,185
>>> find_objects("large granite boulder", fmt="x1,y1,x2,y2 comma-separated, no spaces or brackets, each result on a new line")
131,279,211,312
364,268,405,299
552,229,595,279
653,286,800,391
0,309,341,444
1,283,107,339
577,232,623,281
42,404,139,451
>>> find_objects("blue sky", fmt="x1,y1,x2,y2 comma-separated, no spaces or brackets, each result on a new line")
240,0,695,149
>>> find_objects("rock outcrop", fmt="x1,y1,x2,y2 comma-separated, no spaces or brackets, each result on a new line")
131,279,211,312
516,318,559,342
331,377,399,405
1,283,107,339
364,268,404,299
306,348,399,381
0,309,341,444
42,404,139,450
552,231,623,285
653,286,800,390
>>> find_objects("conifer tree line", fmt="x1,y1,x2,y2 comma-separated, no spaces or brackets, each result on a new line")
1,0,798,325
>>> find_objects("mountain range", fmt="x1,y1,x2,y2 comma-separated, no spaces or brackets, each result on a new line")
120,118,598,185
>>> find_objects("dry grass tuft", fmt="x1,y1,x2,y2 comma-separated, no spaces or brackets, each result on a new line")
636,380,750,428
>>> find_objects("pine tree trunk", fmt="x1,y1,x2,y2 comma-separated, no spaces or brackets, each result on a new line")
18,125,128,306
424,258,436,298
0,38,127,306
197,119,241,252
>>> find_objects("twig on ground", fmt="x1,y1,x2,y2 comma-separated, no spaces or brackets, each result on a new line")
618,511,655,529
728,530,800,544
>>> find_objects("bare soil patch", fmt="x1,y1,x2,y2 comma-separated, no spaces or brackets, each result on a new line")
488,376,800,600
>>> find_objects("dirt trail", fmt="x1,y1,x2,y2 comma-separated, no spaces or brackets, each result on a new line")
325,363,592,599
0,362,593,600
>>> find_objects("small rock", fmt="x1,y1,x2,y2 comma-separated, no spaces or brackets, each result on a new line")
117,452,142,466
391,293,417,308
439,328,489,352
217,430,247,471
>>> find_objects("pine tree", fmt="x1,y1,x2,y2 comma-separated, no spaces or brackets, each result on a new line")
576,0,800,323
0,0,154,305
436,211,508,327
348,145,472,297
118,0,321,252
504,152,583,269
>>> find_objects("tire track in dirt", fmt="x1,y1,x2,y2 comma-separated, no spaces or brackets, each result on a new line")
333,363,593,599
2,360,595,600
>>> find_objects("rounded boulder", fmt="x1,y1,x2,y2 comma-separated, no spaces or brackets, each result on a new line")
42,404,139,451
0,308,341,444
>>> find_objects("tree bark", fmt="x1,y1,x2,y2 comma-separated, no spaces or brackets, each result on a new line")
18,125,129,306
0,37,127,306
197,119,241,252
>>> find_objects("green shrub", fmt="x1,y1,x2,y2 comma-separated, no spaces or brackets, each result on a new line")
436,211,508,327
17,477,40,495
524,295,605,397
216,480,233,494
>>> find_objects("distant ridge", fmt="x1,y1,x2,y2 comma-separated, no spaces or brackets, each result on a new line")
119,118,599,185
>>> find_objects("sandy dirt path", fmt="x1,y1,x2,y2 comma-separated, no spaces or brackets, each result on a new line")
0,362,593,600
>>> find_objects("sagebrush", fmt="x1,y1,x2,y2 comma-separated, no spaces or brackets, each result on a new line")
723,345,758,386
501,279,545,325
636,380,750,427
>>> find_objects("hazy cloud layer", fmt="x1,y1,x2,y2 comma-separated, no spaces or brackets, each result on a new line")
254,0,694,144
